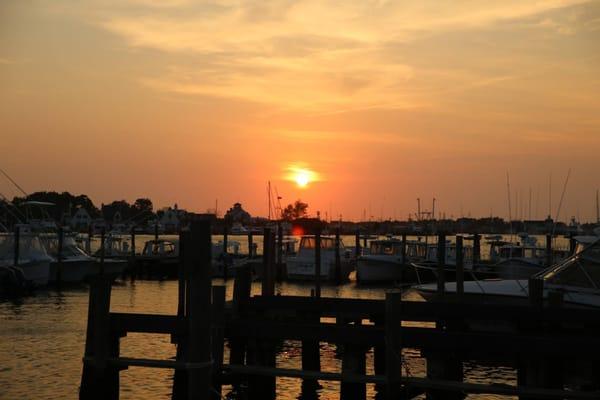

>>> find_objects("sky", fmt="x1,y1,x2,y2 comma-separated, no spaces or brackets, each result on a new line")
1,0,599,221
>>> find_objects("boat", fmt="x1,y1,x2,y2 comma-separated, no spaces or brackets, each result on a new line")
42,233,94,283
0,231,52,287
477,233,570,279
133,239,179,279
285,235,354,281
355,238,427,284
414,237,600,308
410,241,474,283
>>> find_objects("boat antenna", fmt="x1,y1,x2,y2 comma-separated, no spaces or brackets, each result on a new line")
506,172,513,237
551,168,571,236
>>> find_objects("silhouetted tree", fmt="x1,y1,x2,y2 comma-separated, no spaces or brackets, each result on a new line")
281,200,309,221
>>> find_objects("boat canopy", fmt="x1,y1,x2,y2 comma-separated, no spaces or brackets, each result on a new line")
0,233,52,263
42,235,88,258
300,236,341,250
539,238,600,289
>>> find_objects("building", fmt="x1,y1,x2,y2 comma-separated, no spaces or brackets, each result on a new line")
70,207,92,230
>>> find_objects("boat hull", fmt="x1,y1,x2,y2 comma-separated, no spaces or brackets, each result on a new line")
18,260,51,287
286,258,354,282
356,258,404,283
49,258,94,283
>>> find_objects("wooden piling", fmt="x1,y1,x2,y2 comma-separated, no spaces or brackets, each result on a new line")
223,226,228,255
315,229,322,298
262,228,275,297
277,222,283,281
80,276,119,399
86,225,92,254
211,285,226,400
340,320,367,400
528,277,544,308
455,236,464,298
355,230,361,258
130,228,136,258
154,223,159,242
437,234,446,296
13,225,20,267
230,265,252,367
334,228,342,284
569,235,577,255
99,228,106,275
401,233,407,267
385,292,402,400
248,232,254,258
473,234,481,264
183,220,213,399
545,234,553,267
56,226,64,285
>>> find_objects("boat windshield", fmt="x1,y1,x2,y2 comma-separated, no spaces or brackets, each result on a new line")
540,239,600,289
0,233,51,262
370,241,401,255
300,237,339,250
43,236,89,257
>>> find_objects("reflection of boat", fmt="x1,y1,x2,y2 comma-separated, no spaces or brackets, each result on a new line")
356,239,427,283
414,238,600,308
0,231,52,287
42,234,94,283
286,235,354,281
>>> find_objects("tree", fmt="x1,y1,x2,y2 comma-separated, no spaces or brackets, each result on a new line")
281,200,308,221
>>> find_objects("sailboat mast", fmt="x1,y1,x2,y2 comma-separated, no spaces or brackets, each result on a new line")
596,189,599,224
268,181,271,220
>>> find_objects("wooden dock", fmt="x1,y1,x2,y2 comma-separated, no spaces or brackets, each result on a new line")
80,219,600,399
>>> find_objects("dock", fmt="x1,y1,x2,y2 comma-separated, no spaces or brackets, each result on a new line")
80,219,600,399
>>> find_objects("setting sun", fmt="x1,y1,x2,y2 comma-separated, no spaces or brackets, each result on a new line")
285,165,319,189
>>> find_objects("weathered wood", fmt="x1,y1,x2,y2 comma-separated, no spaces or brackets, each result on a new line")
247,232,254,258
334,228,342,284
262,228,275,297
130,228,136,259
13,225,19,267
302,293,321,394
473,233,481,264
437,234,446,295
56,226,64,285
355,229,361,257
385,292,402,400
80,276,118,400
455,236,464,297
340,320,367,400
229,265,252,370
401,233,407,267
99,228,106,275
277,221,283,281
211,286,226,400
546,234,553,267
315,229,322,298
529,278,544,308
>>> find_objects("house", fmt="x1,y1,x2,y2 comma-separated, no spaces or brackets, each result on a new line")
70,207,92,230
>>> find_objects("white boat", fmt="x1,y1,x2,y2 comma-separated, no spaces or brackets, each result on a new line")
356,239,427,283
286,235,354,281
42,234,94,283
0,232,52,287
479,233,570,279
414,237,600,308
410,241,474,283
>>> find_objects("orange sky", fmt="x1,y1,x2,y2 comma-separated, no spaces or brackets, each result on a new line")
1,1,599,221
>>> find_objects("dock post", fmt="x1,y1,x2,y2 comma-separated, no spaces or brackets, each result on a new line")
528,277,544,308
211,285,226,400
184,220,213,399
86,225,92,254
130,228,136,258
340,320,367,400
355,229,361,258
401,233,407,267
473,233,481,264
301,291,321,395
13,225,20,267
230,265,252,377
56,226,64,286
277,221,283,281
315,229,321,298
262,228,275,296
436,233,446,296
569,235,577,255
80,276,119,399
545,234,553,267
154,222,159,242
456,236,464,298
385,292,402,400
248,232,253,258
334,228,342,284
99,228,106,275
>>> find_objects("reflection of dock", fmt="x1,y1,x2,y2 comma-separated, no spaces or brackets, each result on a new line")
80,220,600,400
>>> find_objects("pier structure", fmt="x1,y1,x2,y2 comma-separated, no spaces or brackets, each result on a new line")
80,220,600,399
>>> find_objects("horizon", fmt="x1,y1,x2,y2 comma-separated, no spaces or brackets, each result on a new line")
1,1,599,222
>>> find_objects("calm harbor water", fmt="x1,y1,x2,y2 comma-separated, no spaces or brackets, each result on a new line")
1,234,567,399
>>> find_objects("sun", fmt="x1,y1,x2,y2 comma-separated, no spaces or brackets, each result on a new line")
285,165,319,188
294,170,310,187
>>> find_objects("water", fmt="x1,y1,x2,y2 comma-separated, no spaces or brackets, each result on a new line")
2,233,567,399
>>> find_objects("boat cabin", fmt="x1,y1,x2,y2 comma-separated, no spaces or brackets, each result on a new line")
142,239,178,257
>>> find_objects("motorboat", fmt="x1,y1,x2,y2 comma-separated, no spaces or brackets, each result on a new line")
133,239,179,279
410,241,474,283
356,238,427,284
42,233,94,283
414,237,600,308
0,231,52,287
286,235,354,281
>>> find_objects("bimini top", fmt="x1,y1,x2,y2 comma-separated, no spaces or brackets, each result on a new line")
536,237,600,289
